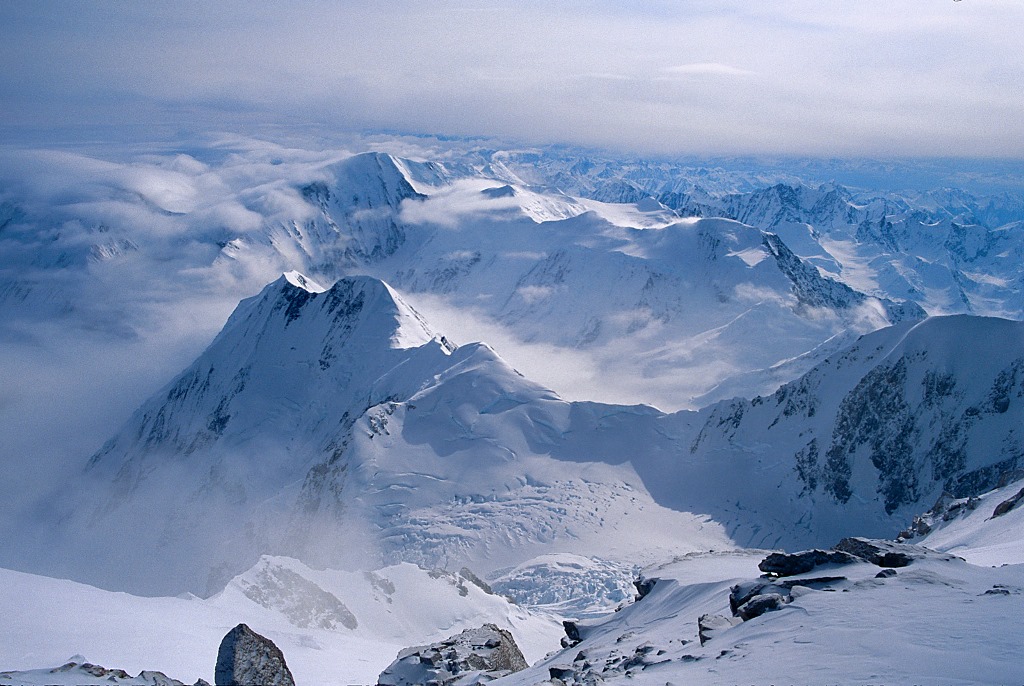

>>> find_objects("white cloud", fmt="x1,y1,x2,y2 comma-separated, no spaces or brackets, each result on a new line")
1,1,1021,157
662,63,756,78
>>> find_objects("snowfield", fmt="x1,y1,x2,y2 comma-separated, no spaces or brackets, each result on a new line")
0,557,561,686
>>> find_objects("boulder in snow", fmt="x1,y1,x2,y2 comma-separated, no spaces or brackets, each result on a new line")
698,613,742,645
834,537,960,567
214,623,294,686
758,549,860,576
377,623,528,686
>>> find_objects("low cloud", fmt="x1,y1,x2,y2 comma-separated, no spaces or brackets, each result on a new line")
399,179,522,228
662,63,756,78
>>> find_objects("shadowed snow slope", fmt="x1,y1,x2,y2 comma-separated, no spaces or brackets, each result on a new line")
657,315,1024,550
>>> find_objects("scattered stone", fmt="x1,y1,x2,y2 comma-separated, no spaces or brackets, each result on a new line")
758,549,860,576
549,665,576,681
215,623,294,686
729,581,778,614
992,486,1024,518
875,569,898,579
834,537,960,567
377,623,528,686
1,659,196,686
698,614,742,645
737,592,788,620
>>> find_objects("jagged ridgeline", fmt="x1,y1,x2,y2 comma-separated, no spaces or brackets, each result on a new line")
22,263,1024,598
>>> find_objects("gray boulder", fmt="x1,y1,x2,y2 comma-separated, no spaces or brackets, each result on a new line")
834,537,960,567
736,593,787,621
377,623,528,686
215,623,294,686
698,613,741,645
758,549,860,576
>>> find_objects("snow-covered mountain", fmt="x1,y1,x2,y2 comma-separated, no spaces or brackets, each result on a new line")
451,148,1024,321
667,315,1024,549
1,145,938,423
17,271,729,597
3,139,1024,685
13,265,1024,604
214,151,927,410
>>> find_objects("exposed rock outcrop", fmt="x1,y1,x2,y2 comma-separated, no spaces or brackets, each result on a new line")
758,549,860,576
214,624,294,686
992,486,1024,518
834,537,961,567
377,623,528,686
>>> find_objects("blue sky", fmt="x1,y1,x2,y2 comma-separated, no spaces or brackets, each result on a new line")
1,0,1022,157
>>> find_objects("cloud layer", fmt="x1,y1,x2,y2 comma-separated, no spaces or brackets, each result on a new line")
1,1,1022,157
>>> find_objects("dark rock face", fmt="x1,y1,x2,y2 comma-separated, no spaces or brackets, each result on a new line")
215,624,295,686
561,620,583,648
377,623,528,686
758,549,860,576
633,577,657,600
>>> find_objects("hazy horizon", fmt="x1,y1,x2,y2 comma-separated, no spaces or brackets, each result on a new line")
2,1,1022,159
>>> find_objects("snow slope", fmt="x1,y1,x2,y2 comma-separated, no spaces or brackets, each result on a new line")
913,477,1024,566
665,315,1024,550
0,556,560,686
498,547,1024,685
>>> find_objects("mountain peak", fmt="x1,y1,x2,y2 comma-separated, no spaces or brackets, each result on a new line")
280,270,326,293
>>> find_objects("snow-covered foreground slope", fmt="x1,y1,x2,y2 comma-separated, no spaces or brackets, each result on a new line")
912,477,1024,566
498,546,1024,685
0,556,560,686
